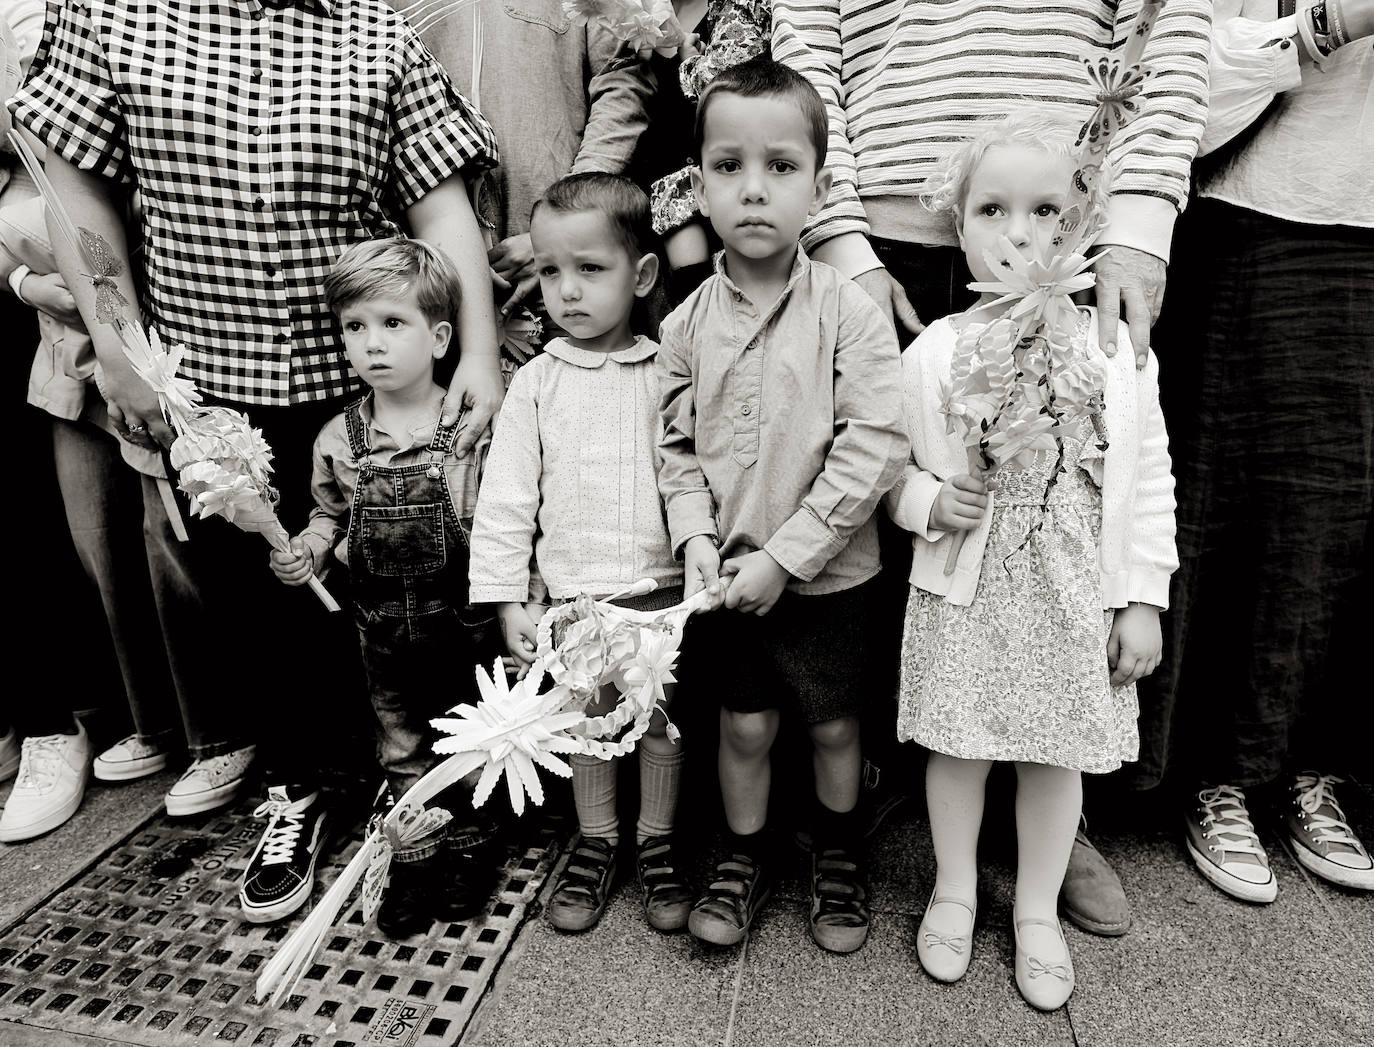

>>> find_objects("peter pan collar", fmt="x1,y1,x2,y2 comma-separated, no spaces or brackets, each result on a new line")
543,335,657,369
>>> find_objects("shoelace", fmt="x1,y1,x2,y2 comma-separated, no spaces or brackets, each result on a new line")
1197,785,1267,860
1026,956,1072,981
251,797,309,867
1294,774,1368,853
15,735,67,790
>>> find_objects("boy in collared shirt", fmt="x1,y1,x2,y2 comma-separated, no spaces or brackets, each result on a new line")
656,58,908,955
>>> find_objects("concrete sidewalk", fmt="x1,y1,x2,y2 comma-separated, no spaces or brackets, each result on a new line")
3,768,1371,1047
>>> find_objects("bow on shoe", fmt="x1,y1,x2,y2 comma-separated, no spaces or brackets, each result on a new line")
1026,956,1073,981
922,930,967,954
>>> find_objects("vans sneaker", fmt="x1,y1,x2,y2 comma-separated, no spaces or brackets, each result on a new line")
239,787,329,923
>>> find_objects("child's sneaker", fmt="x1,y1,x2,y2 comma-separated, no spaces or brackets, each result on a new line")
636,834,692,932
1183,784,1277,903
808,845,870,954
239,787,329,923
378,849,441,939
687,850,771,947
434,820,503,922
1285,773,1374,891
546,835,618,933
165,745,256,816
94,735,169,782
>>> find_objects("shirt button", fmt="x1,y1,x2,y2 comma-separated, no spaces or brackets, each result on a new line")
1280,38,1291,48
274,332,288,343
251,126,263,137
251,67,264,81
741,404,751,416
254,197,266,210
265,263,276,277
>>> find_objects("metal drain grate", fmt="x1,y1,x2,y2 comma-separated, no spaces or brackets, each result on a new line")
0,794,566,1046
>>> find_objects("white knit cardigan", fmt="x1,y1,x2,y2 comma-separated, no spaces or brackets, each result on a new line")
885,308,1178,609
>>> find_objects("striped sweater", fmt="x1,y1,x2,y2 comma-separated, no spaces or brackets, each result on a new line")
772,0,1211,270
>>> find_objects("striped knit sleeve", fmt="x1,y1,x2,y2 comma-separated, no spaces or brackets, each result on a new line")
1104,0,1211,224
771,0,870,250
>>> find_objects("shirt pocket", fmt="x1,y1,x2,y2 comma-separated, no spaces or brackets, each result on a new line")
358,504,447,577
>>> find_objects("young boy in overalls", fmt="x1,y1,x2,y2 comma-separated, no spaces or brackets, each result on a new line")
271,236,500,938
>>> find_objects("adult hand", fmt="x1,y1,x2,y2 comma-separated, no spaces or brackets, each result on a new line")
442,351,505,454
489,233,538,319
1093,246,1166,370
720,548,790,616
103,351,174,449
930,474,989,532
20,272,82,327
1107,603,1163,688
853,267,923,339
682,534,725,610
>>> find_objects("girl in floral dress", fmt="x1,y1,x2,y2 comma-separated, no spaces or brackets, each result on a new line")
885,115,1178,1011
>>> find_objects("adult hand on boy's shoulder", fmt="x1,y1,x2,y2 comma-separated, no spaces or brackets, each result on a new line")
1106,602,1162,688
683,535,726,611
442,353,505,456
721,549,790,616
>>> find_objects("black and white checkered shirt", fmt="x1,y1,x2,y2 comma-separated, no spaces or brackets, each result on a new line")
12,0,498,406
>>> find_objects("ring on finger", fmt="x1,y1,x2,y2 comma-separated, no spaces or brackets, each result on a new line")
126,423,148,435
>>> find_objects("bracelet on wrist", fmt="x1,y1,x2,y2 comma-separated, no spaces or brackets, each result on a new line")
1297,3,1333,64
1327,0,1351,47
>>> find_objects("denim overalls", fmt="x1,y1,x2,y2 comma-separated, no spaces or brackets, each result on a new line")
343,396,476,800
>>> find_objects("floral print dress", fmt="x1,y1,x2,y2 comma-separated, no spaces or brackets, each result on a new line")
896,426,1140,774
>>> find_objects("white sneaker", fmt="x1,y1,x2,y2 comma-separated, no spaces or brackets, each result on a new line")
0,724,91,842
165,746,256,817
0,728,19,782
94,735,170,782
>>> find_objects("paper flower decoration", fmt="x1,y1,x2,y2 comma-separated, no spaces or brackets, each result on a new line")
561,0,686,57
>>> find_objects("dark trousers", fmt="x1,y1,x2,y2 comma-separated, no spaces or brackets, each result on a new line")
141,396,363,787
1136,200,1374,788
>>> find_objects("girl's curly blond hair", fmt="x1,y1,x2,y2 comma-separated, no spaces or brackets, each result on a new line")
921,111,1113,223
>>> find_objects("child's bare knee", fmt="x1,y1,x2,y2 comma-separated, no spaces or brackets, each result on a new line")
809,716,859,752
721,710,777,755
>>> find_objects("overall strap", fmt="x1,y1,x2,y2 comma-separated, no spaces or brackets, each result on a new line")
343,393,373,460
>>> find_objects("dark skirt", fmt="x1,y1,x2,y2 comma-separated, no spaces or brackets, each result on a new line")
1133,198,1374,789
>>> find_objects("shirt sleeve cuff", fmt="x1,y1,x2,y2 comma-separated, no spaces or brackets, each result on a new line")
469,584,536,604
809,232,883,281
1100,195,1178,264
667,490,718,558
1126,569,1173,612
763,508,845,582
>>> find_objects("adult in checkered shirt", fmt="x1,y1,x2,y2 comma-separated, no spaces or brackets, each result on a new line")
10,0,503,922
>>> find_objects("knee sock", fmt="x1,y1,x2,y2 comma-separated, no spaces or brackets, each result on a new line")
570,753,619,845
636,743,683,845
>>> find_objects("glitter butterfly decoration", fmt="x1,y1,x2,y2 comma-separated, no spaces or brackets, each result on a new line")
1076,57,1153,151
79,227,131,328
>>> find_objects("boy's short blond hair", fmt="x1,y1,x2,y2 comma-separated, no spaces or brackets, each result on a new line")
921,112,1112,220
324,236,462,327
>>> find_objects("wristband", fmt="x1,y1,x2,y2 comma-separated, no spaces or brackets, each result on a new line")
1327,0,1351,47
1297,2,1332,65
7,264,33,305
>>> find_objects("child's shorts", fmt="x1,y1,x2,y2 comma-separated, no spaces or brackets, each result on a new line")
687,576,880,725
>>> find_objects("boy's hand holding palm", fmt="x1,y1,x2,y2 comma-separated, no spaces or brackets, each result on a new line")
931,474,988,531
1107,603,1162,687
683,534,726,612
269,538,314,586
721,549,790,616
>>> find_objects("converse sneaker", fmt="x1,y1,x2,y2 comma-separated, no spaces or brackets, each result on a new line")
165,746,255,816
1286,773,1374,891
0,728,19,782
239,787,330,924
1184,784,1277,903
94,735,169,782
0,724,90,842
